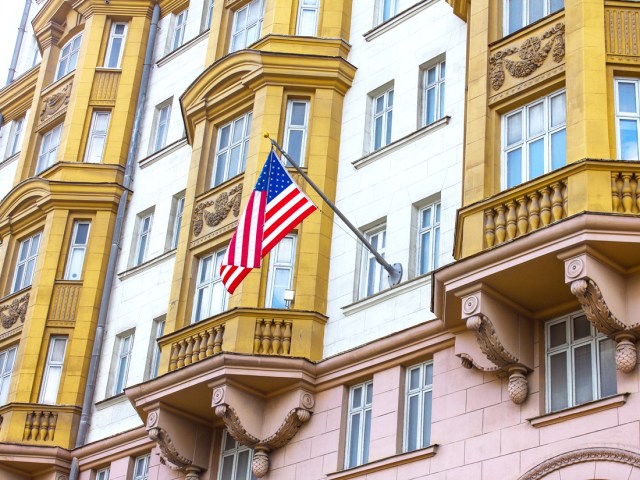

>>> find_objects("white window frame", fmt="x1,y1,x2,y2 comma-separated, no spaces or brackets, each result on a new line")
133,454,150,480
545,312,617,413
417,202,441,275
0,346,18,405
170,195,185,250
171,9,189,51
377,0,397,24
501,90,566,190
265,234,297,308
6,116,25,158
193,249,228,323
504,0,564,35
149,318,165,380
134,213,153,266
96,467,110,480
84,111,111,163
345,381,373,469
39,336,68,404
283,100,310,167
212,112,252,187
218,430,255,480
55,33,82,81
36,123,63,174
360,226,386,298
203,0,215,30
64,221,91,280
152,102,172,153
371,88,393,152
404,361,433,452
296,0,320,36
12,232,42,293
615,78,640,160
113,333,134,396
422,60,445,127
104,22,128,68
230,0,265,53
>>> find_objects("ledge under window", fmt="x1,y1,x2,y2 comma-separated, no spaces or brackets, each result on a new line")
94,392,128,410
327,445,438,480
364,0,439,42
528,393,628,428
156,30,209,67
139,137,188,169
0,152,19,169
118,250,176,281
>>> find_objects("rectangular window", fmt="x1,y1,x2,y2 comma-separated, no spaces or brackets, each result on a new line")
230,0,265,52
417,202,441,275
345,381,373,469
505,0,564,35
152,102,172,153
113,333,134,395
12,232,41,293
96,468,110,480
296,0,320,36
134,214,153,266
6,116,25,158
170,195,185,250
615,78,640,160
204,0,215,30
55,34,82,80
218,430,255,480
283,100,309,166
371,89,393,151
502,90,566,189
193,249,228,322
377,0,397,24
36,123,63,173
171,10,189,51
361,226,386,298
104,22,128,68
546,312,617,413
0,346,17,405
39,336,68,404
266,234,296,309
213,112,252,186
64,221,90,280
149,318,165,380
423,60,445,126
84,111,110,163
404,361,433,452
133,454,150,480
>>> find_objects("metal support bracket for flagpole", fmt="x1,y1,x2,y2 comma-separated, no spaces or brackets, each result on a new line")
264,133,403,288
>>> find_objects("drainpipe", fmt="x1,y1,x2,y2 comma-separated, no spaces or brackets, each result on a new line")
6,0,32,85
68,4,160,479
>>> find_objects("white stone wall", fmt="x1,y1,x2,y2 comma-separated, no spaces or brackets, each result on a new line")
324,0,466,356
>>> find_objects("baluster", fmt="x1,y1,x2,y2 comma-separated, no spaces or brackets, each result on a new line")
622,173,633,213
191,335,201,364
32,412,42,441
177,340,187,368
484,210,495,247
561,180,568,217
283,321,292,355
48,413,57,441
632,174,639,213
494,205,506,244
551,183,563,221
612,173,621,213
41,412,51,441
528,192,540,231
214,325,224,353
206,327,215,356
516,196,529,236
169,344,179,371
24,412,33,440
272,320,282,355
254,320,263,353
540,187,552,225
262,320,272,354
506,201,517,240
199,332,208,360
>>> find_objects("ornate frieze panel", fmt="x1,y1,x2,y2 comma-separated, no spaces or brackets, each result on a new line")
606,7,640,63
192,184,243,238
0,293,29,329
39,82,72,130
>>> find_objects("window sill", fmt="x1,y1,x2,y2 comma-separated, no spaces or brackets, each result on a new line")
528,393,628,428
118,250,176,281
326,445,438,480
352,116,450,170
363,0,440,42
139,137,188,169
156,30,209,67
0,152,19,169
94,392,128,410
342,272,433,316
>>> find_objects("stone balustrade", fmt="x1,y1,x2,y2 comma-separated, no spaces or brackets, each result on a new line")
23,410,58,441
168,323,225,372
254,319,293,355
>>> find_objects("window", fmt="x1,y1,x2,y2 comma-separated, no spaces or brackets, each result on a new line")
361,226,385,298
36,123,63,173
0,346,17,405
113,333,134,395
296,0,320,36
84,111,110,163
266,234,296,308
505,0,563,35
149,318,165,380
133,454,150,480
55,34,82,80
422,60,445,126
203,0,215,30
39,336,68,404
230,0,265,52
502,90,566,189
377,0,397,24
546,312,616,413
96,468,110,480
6,116,25,158
64,221,90,280
12,232,41,293
417,202,440,275
371,89,393,151
152,102,171,153
104,22,128,68
345,381,372,469
283,100,309,167
615,78,640,160
193,249,227,322
133,213,153,266
213,112,252,186
404,361,433,452
170,194,185,250
171,10,189,51
218,430,256,480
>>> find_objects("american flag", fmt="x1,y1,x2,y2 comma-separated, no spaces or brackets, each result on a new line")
220,150,317,293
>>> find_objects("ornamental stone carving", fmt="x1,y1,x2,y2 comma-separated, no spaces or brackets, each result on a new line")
0,293,29,329
466,314,518,369
148,427,194,471
193,184,243,236
40,84,72,123
489,23,565,91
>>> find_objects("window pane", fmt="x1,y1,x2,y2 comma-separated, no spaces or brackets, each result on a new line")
409,367,420,390
41,365,62,403
439,83,445,119
407,395,419,451
424,364,433,386
287,130,303,165
550,129,566,170
618,82,637,113
528,0,544,24
236,450,250,480
508,0,523,33
348,412,361,468
506,148,522,188
573,344,593,405
365,383,373,405
374,116,383,150
528,138,545,180
572,315,591,341
220,455,234,480
66,248,85,280
291,102,306,125
433,227,440,269
375,96,384,114
270,268,290,309
426,87,436,125
550,93,567,127
550,0,564,13
421,390,432,447
549,321,566,348
107,38,122,67
352,386,362,408
386,110,393,145
419,231,431,275
363,409,371,464
507,112,522,146
550,351,568,411
210,280,226,315
298,9,317,35
528,103,544,137
224,433,237,451
228,146,242,178
620,119,639,160
75,223,90,244
382,0,394,21
421,207,432,228
599,338,617,398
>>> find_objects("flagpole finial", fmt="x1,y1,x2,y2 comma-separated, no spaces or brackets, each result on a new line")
263,131,271,138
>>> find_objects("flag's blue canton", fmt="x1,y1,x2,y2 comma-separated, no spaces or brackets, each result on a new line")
255,151,294,202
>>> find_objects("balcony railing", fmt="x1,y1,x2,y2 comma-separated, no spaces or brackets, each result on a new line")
0,403,81,448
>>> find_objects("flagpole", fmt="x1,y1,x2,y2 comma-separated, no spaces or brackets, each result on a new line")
264,133,403,287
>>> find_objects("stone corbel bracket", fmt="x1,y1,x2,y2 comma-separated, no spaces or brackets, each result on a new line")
457,288,533,404
213,386,314,478
563,253,640,373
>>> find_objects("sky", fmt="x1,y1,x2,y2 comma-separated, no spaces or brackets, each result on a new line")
0,2,31,86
